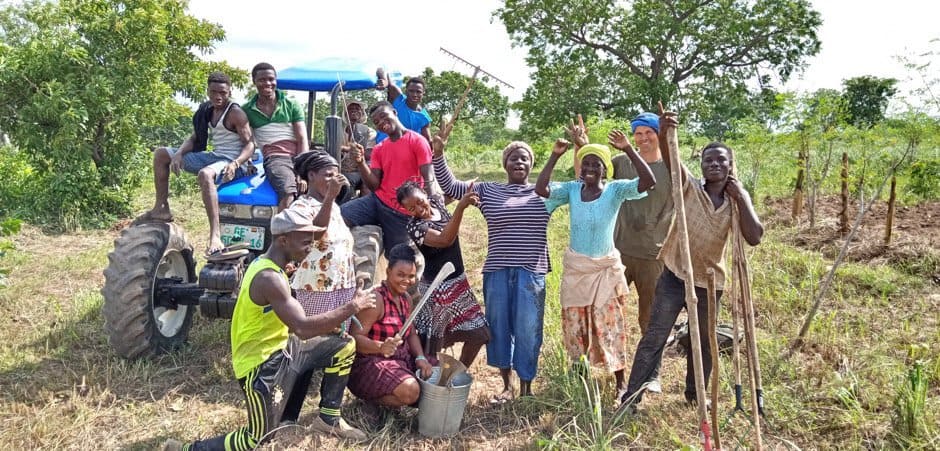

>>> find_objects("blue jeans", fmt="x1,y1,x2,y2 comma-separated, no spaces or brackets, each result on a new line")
483,267,546,381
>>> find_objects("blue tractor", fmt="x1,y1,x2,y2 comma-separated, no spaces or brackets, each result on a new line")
101,61,398,359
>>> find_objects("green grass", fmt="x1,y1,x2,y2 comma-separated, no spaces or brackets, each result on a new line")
0,161,937,449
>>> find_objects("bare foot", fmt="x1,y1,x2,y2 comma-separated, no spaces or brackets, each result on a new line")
132,208,174,225
206,236,225,257
490,387,514,405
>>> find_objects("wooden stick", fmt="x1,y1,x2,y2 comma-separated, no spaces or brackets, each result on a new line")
729,253,745,413
884,176,896,245
733,203,764,450
840,152,849,236
706,269,721,451
660,102,711,450
443,67,480,134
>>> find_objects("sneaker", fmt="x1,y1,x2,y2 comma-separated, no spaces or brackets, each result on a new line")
309,415,368,443
160,439,183,451
646,377,662,394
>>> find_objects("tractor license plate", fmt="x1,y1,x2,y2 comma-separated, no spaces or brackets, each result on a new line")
221,224,265,250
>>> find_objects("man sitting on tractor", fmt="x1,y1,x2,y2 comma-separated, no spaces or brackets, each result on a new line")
374,68,433,144
163,207,373,450
134,71,255,258
340,99,376,200
244,62,310,211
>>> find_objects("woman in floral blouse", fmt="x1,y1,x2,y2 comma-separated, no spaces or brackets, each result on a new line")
290,151,357,330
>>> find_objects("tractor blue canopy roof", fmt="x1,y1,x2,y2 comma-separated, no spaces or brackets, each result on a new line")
276,58,402,92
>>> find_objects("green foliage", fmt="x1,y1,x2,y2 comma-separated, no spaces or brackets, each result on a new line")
0,0,245,229
494,0,822,136
841,76,898,129
0,216,20,288
891,358,933,447
908,158,940,199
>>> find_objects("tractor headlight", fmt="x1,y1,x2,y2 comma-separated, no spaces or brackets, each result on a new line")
219,203,237,218
252,206,275,219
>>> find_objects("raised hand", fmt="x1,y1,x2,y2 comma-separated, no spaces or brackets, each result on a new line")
325,173,349,200
552,138,571,157
296,176,307,195
608,130,634,152
657,101,679,133
375,68,388,91
564,114,589,147
432,123,453,158
457,181,480,208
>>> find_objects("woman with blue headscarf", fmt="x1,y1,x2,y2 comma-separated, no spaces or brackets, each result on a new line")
535,131,656,395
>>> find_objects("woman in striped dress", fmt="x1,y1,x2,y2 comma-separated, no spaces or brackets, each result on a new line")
432,133,552,402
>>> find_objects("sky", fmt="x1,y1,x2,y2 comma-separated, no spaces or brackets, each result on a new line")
189,0,939,113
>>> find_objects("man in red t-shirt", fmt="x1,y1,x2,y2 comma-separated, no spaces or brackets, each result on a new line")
341,101,440,257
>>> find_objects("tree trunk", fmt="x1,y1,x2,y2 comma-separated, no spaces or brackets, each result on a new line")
840,152,849,236
792,143,806,222
884,176,896,245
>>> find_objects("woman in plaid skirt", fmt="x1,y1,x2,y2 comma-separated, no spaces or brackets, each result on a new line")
347,244,433,406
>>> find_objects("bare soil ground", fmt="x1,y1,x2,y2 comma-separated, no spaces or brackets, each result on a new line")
762,195,939,280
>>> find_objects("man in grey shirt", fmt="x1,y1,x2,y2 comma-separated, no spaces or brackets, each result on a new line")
611,112,674,393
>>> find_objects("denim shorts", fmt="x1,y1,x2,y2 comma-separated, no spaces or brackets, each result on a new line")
165,147,245,183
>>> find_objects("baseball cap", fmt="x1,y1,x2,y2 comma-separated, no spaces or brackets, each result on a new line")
270,207,325,235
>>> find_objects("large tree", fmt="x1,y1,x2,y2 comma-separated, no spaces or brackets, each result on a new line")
841,75,898,129
495,0,822,135
0,0,244,227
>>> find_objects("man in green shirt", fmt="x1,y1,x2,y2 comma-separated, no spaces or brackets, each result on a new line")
164,208,373,450
243,62,309,211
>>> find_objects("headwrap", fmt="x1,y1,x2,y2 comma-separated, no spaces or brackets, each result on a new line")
631,112,660,134
576,143,613,179
501,141,534,167
293,150,338,179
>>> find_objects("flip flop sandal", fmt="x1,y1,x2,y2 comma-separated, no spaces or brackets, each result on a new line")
205,242,250,258
206,248,249,262
223,242,250,252
489,392,514,406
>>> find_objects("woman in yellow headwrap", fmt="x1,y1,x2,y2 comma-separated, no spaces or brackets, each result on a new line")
534,130,656,395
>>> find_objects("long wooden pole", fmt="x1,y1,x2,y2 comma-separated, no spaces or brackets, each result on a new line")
706,269,721,450
733,204,764,449
884,176,897,245
840,152,849,236
661,103,711,450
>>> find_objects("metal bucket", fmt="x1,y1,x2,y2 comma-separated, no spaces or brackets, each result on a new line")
416,367,473,438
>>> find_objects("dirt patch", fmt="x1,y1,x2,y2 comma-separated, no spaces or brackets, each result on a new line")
762,195,940,280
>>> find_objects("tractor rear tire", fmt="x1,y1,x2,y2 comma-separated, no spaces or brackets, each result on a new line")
102,222,196,359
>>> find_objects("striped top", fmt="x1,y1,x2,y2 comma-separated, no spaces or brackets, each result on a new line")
433,155,552,274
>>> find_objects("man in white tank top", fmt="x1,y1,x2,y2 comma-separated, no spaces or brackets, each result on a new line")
134,72,255,257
